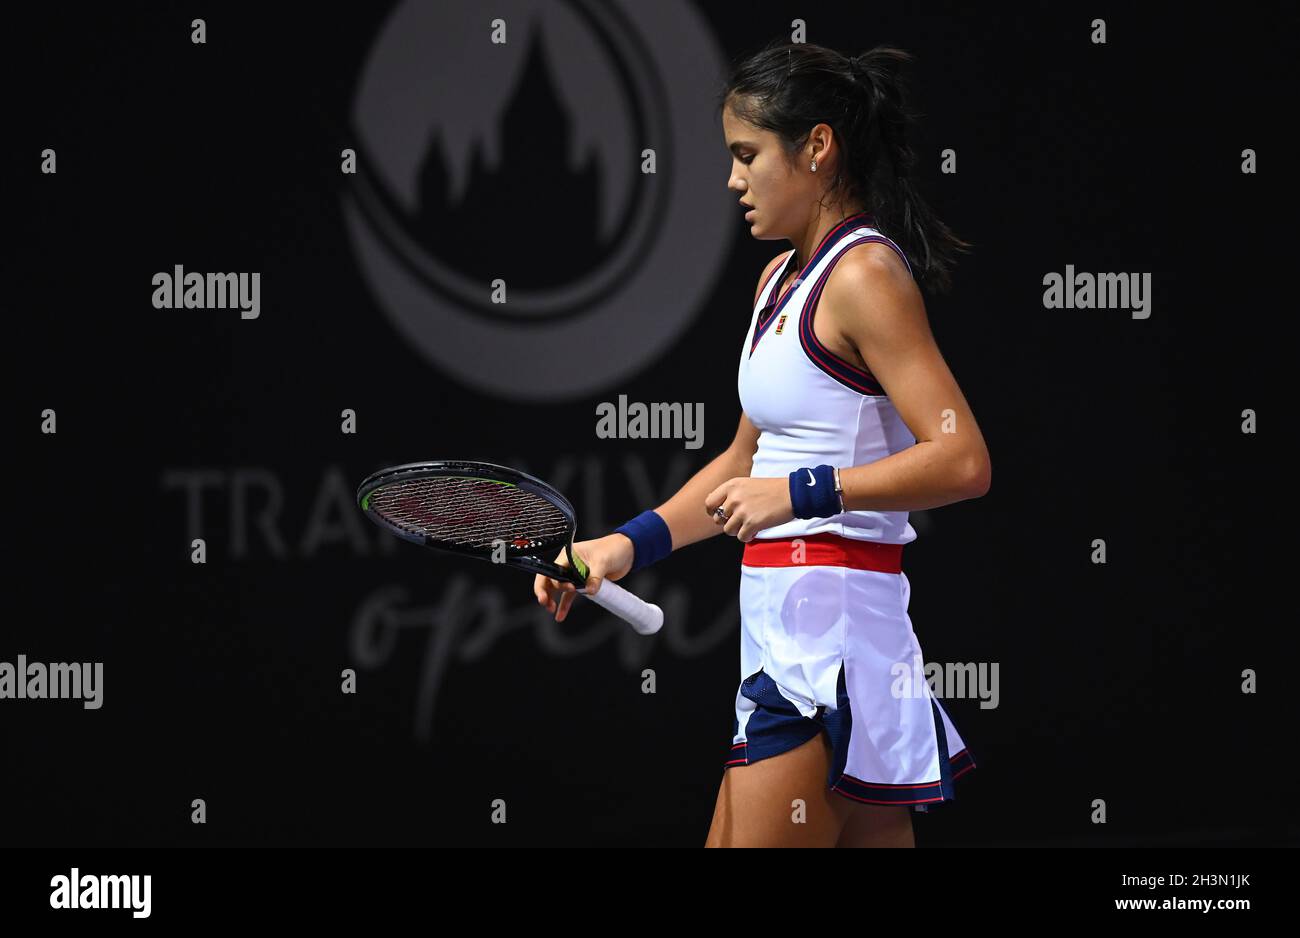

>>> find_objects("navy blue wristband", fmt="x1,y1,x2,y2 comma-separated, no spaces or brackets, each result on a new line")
613,509,672,573
789,465,841,519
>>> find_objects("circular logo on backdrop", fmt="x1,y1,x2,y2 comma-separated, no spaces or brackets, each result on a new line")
343,0,731,401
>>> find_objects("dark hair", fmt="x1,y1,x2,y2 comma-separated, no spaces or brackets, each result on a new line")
717,41,970,294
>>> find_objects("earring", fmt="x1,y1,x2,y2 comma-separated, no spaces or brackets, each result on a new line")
810,160,818,172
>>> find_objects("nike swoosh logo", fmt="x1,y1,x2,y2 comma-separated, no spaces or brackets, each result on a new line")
805,469,816,486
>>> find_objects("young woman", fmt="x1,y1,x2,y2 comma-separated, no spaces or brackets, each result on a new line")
533,42,990,847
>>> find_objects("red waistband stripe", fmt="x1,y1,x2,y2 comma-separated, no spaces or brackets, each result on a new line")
741,532,903,573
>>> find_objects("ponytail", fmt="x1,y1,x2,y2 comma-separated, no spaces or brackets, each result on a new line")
845,47,969,294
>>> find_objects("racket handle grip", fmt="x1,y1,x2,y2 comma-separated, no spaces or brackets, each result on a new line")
584,578,664,635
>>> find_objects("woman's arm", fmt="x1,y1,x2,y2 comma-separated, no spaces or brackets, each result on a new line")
635,411,760,551
827,244,991,510
627,248,779,549
534,412,760,619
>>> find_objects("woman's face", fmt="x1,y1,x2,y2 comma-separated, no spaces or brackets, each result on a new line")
723,102,807,240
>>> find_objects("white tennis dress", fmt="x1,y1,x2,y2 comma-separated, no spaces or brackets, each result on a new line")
725,211,976,810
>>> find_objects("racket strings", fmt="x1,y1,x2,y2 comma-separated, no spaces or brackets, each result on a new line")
369,476,570,551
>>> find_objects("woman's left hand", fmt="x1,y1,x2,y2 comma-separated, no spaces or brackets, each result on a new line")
703,477,794,542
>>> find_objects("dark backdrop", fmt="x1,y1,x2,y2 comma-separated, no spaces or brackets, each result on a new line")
8,1,1292,847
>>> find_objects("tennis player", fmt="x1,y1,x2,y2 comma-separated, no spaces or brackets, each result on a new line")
534,42,990,848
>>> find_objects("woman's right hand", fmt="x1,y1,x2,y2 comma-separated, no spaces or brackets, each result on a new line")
533,533,635,622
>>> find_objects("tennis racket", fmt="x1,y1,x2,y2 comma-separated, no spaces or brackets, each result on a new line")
356,460,663,635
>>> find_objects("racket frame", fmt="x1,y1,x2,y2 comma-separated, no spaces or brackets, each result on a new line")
356,459,592,584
